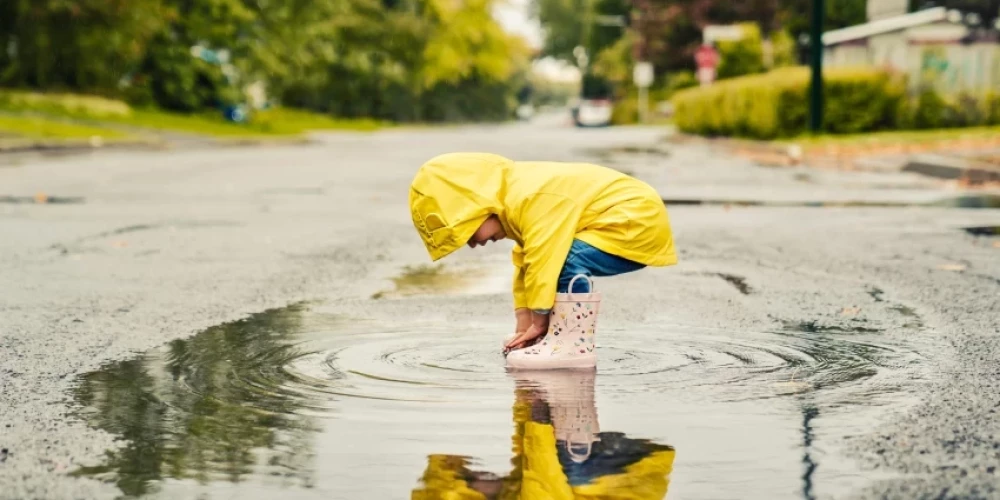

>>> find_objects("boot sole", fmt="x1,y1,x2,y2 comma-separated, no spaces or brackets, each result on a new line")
505,353,598,370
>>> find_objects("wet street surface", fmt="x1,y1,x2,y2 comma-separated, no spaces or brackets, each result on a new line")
2,116,1000,499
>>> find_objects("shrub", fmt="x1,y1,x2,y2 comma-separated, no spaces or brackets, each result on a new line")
986,92,1000,125
911,87,948,129
610,87,674,125
665,71,698,95
716,24,766,80
0,90,132,118
671,66,909,139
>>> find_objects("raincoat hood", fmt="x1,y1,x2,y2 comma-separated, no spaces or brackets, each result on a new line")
409,152,511,261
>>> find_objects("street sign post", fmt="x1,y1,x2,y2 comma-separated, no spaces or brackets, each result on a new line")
633,61,654,123
694,45,720,87
633,61,654,87
809,0,825,132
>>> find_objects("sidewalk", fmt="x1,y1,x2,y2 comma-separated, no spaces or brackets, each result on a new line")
666,132,1000,186
581,137,1000,208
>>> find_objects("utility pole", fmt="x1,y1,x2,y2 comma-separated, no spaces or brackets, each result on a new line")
809,0,825,133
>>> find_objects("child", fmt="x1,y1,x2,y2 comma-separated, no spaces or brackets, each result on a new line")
409,152,676,368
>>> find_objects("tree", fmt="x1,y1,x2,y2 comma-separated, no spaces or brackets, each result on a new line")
911,0,1000,34
0,0,533,122
778,0,867,47
532,0,630,67
0,0,169,91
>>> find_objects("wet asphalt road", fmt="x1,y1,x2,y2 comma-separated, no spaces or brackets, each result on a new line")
2,114,1000,499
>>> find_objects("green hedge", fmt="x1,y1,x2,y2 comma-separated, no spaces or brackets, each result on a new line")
672,66,1000,139
672,67,912,139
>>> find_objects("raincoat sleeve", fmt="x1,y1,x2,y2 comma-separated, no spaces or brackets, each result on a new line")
519,193,581,311
511,244,527,309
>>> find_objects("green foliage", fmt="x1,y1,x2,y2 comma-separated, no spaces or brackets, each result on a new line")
251,108,384,133
0,115,131,141
610,87,672,125
778,0,867,48
0,0,170,91
591,32,636,84
665,71,699,94
986,92,1000,125
671,67,909,139
134,37,239,112
769,29,798,68
525,77,579,108
716,24,766,80
0,89,383,138
0,0,529,123
901,87,1000,130
533,0,629,67
267,0,530,123
673,67,1000,139
714,24,798,80
0,90,132,118
421,0,523,88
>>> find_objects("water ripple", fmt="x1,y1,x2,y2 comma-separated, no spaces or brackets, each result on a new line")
258,320,925,407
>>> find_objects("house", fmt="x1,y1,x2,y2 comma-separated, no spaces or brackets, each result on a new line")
822,7,1000,94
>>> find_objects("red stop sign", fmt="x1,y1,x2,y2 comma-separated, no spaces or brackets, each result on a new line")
695,45,719,69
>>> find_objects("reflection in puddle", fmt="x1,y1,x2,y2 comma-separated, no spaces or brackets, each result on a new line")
69,302,929,499
963,225,1000,237
70,305,319,497
799,405,819,500
412,370,676,499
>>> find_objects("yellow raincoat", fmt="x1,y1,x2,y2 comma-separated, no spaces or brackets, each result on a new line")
409,153,676,310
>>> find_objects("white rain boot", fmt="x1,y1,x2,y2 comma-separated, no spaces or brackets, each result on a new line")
506,275,599,370
511,369,600,463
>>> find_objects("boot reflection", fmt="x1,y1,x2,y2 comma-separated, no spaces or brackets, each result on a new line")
412,370,676,500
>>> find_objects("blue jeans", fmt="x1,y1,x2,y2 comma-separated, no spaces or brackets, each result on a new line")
533,239,645,314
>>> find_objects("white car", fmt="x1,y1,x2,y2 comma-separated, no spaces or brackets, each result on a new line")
573,98,613,127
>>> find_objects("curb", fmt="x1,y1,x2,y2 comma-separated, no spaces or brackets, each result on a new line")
667,133,1000,184
0,134,315,161
902,154,1000,184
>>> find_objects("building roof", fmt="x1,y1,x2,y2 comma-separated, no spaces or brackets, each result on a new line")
823,6,949,46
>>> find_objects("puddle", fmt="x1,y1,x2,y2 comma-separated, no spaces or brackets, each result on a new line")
371,264,492,299
0,194,84,204
70,303,928,499
784,320,882,335
933,194,1000,209
889,305,918,318
581,145,671,160
258,187,325,196
578,145,671,171
963,225,1000,236
711,273,751,295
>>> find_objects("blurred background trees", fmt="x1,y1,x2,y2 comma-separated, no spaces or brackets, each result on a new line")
0,0,531,122
2,0,997,130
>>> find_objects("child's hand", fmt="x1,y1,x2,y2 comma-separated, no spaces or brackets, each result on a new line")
505,323,546,351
